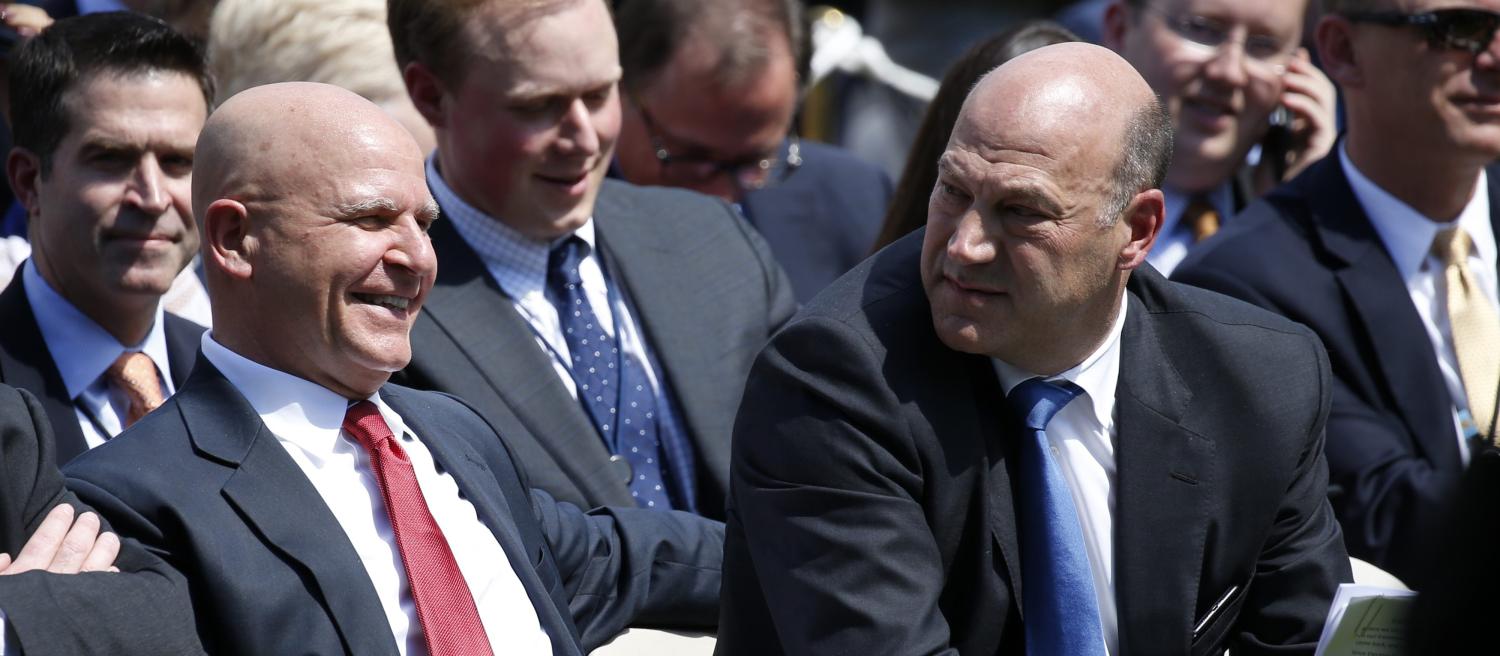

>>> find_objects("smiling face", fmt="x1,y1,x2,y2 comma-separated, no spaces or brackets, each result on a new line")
430,0,621,241
242,110,439,398
921,55,1148,375
1110,0,1303,192
23,70,205,311
1344,0,1500,164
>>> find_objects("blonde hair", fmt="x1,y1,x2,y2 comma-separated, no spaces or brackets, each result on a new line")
208,0,405,105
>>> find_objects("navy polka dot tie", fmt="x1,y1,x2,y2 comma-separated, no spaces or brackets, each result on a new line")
546,237,673,509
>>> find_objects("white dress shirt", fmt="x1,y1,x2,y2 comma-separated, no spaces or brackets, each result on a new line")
993,295,1127,656
1342,145,1497,465
24,260,176,447
200,334,551,656
427,158,665,399
1148,184,1233,277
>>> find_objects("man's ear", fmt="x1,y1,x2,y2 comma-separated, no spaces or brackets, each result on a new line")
6,147,43,219
1117,188,1163,271
1315,15,1363,89
1101,1,1131,53
203,199,254,281
403,61,449,130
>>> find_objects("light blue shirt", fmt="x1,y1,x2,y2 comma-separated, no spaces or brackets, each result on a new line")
23,260,174,447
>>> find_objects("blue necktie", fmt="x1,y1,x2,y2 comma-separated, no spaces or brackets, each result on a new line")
1009,377,1107,656
546,237,673,509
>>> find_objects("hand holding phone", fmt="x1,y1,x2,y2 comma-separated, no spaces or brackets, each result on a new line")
1270,47,1338,183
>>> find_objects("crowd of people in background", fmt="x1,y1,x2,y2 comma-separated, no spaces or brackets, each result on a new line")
0,0,1495,654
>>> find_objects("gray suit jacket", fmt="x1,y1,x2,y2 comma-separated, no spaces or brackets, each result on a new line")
720,232,1351,655
64,358,723,655
398,179,796,518
0,384,202,656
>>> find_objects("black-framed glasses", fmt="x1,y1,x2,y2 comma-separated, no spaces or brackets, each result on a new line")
1141,4,1297,77
633,100,802,195
1344,8,1500,54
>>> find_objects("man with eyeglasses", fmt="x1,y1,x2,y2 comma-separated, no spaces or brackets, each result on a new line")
1175,0,1500,587
387,0,796,519
612,0,894,303
1105,0,1337,276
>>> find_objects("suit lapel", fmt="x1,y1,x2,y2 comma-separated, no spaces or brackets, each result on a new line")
1113,291,1213,654
181,361,399,656
0,273,89,463
1302,159,1460,468
426,219,633,507
592,187,730,481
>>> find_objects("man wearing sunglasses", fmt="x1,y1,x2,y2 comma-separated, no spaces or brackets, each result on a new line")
1105,0,1338,276
612,0,893,303
1176,0,1500,587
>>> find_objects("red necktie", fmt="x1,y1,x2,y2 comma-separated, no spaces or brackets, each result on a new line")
343,401,494,656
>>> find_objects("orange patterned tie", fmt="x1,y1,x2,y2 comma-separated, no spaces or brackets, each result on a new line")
106,352,165,428
1182,197,1221,243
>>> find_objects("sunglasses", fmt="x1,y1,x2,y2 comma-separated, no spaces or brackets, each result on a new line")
1343,8,1500,54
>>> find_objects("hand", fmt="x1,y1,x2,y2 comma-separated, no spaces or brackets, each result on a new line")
0,504,120,575
1273,48,1338,182
0,3,54,37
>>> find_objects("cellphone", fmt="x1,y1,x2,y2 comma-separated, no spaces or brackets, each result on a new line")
1259,105,1294,182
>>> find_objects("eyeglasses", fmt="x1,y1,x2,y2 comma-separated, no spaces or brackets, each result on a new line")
1343,8,1500,54
633,100,802,195
1142,5,1297,78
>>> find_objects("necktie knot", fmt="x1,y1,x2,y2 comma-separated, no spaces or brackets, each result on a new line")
1433,226,1474,267
1008,378,1084,431
1183,197,1221,243
547,236,588,288
107,351,165,428
343,400,394,452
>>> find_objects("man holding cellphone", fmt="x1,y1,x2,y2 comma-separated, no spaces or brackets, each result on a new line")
1105,0,1337,275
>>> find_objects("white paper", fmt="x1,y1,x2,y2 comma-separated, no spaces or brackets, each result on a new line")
1314,583,1417,656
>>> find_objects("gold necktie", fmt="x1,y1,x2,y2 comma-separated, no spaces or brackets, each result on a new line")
106,351,165,428
1435,227,1500,444
1182,197,1221,242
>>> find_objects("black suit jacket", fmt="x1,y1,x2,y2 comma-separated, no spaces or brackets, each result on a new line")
63,357,723,655
740,140,891,303
398,179,796,518
1172,155,1497,586
0,271,203,465
0,384,201,656
719,232,1351,655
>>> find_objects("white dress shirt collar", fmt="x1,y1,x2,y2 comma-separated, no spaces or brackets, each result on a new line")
426,155,599,302
24,259,174,400
993,293,1127,429
199,332,410,460
1341,143,1495,281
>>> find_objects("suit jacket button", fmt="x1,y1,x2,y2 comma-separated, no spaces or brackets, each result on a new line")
609,454,633,484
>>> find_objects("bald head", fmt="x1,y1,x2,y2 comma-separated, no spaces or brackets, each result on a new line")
921,42,1170,375
958,43,1172,223
195,81,440,399
194,82,427,221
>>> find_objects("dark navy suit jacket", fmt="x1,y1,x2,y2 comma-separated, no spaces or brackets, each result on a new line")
1173,154,1500,585
740,139,892,303
64,358,723,655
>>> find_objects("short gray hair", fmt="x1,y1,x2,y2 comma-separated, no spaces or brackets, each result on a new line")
1099,95,1174,225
